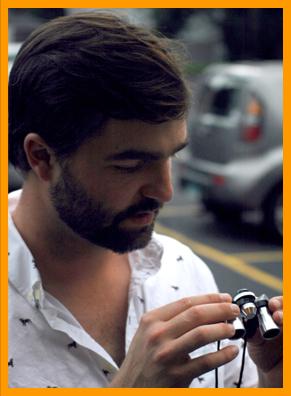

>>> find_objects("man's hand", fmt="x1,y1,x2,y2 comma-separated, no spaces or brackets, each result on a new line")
110,293,240,388
247,296,283,387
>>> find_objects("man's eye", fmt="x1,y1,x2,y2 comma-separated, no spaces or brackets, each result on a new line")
113,162,144,173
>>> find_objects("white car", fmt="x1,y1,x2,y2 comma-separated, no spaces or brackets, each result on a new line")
178,61,282,240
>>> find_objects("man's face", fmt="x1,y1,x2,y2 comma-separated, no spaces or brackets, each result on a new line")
49,119,188,253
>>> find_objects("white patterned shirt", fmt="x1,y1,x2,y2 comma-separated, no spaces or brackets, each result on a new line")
8,190,258,388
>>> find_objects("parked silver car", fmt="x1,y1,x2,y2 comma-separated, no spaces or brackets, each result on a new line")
178,61,282,239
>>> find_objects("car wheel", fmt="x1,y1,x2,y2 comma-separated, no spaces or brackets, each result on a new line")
263,186,283,240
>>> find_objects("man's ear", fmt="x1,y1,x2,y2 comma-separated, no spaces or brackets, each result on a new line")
23,133,56,182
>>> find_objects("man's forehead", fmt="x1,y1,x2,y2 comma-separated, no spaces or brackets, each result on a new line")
102,118,188,152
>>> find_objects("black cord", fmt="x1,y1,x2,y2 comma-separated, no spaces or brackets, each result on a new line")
215,337,248,388
236,337,248,388
215,340,221,388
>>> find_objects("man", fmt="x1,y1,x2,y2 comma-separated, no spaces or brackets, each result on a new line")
8,12,283,388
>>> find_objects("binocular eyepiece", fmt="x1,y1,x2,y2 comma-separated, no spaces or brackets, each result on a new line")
229,289,280,340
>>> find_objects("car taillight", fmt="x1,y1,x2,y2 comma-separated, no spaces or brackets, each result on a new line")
212,175,225,186
241,96,263,142
242,125,262,141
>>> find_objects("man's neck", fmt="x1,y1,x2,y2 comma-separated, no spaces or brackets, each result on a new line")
11,185,130,292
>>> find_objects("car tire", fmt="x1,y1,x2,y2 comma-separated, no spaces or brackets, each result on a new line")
262,185,283,241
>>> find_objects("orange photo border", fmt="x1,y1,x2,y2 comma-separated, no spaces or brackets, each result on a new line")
0,1,289,395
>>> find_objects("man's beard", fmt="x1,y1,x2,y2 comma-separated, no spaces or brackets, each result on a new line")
49,164,162,253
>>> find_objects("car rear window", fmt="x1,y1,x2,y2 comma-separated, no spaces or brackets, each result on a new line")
198,85,240,117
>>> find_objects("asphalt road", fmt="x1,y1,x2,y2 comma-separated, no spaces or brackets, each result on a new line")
155,166,283,300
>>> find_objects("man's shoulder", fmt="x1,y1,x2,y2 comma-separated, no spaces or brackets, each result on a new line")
153,231,198,259
146,231,219,296
8,189,22,211
152,231,214,278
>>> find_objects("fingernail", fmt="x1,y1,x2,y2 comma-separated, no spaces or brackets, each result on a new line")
221,293,231,302
229,345,239,356
228,324,236,336
277,310,283,324
231,304,240,315
272,298,281,310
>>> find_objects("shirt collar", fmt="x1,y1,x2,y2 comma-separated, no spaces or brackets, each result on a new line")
8,202,44,310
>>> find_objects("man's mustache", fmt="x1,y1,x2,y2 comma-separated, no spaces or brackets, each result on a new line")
114,198,163,223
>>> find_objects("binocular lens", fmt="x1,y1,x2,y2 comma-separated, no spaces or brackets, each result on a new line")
263,328,281,339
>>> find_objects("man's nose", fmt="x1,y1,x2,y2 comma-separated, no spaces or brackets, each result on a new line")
140,160,174,204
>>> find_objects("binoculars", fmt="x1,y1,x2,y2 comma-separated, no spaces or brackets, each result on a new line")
230,288,280,340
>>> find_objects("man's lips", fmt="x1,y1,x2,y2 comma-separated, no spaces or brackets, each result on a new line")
125,210,158,226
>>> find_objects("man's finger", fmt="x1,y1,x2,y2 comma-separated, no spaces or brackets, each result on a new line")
273,310,283,327
174,345,239,383
163,323,236,359
142,293,232,322
166,302,240,338
269,296,283,312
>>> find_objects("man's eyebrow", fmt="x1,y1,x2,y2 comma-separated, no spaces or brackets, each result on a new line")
105,141,189,162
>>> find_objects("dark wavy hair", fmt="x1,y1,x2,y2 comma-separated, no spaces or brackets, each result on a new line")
9,11,190,172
